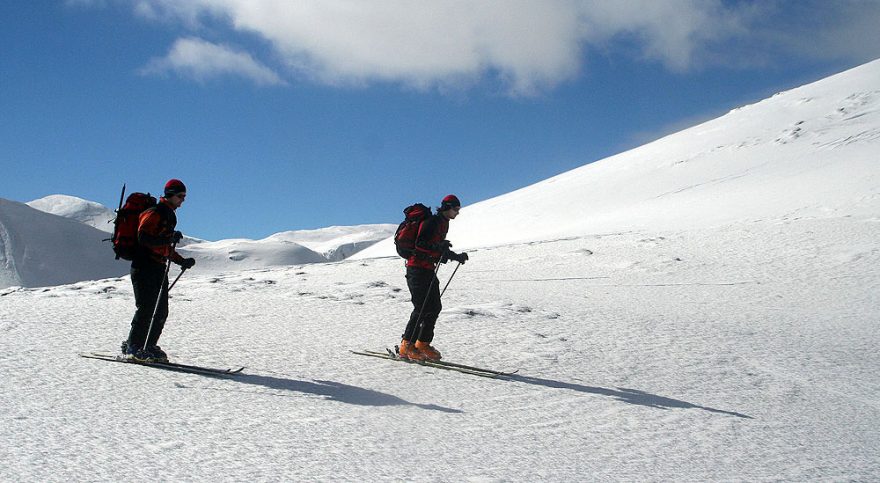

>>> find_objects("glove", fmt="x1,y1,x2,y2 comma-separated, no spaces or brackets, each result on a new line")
180,257,196,269
453,252,469,264
170,231,183,244
436,240,452,253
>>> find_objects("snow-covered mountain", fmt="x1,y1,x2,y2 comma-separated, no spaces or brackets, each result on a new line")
173,225,395,272
27,194,116,233
0,198,129,288
11,194,395,284
356,59,880,257
175,237,328,273
2,61,878,481
266,225,397,261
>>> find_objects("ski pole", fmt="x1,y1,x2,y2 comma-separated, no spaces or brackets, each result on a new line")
410,260,443,344
143,242,176,352
168,267,187,292
439,262,461,298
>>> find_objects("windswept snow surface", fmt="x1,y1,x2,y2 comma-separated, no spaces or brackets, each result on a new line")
2,61,879,480
1,217,878,480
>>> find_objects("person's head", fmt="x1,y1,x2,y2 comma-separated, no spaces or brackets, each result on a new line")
439,194,461,220
164,179,187,208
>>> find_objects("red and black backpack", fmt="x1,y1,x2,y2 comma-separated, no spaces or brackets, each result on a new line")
393,203,431,259
109,185,157,260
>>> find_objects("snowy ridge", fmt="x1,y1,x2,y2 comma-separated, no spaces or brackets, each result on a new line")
175,224,396,272
267,224,396,261
27,194,116,233
176,237,327,272
356,59,880,257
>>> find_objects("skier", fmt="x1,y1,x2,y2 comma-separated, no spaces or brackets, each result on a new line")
121,179,196,361
398,194,468,361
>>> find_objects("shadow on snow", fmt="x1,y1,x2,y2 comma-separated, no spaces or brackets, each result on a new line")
508,374,753,419
185,372,462,413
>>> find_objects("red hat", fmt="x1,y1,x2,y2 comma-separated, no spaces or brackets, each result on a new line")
440,194,461,211
164,179,187,197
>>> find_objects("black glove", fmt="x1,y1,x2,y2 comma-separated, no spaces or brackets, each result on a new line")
180,257,196,269
170,231,183,244
453,252,469,264
436,240,452,253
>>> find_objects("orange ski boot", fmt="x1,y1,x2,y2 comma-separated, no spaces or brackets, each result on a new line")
414,341,442,361
398,339,428,361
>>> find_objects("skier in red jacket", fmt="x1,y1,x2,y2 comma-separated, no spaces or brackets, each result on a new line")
121,179,195,362
398,195,468,361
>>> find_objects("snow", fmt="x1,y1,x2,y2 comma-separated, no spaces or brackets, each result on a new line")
0,198,129,288
6,200,393,286
355,59,880,257
174,225,396,273
27,194,116,233
176,237,328,272
267,225,397,261
1,60,879,480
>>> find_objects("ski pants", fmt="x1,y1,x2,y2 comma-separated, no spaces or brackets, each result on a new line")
402,265,441,343
127,262,169,350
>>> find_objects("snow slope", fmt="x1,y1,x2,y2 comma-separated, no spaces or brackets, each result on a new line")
176,237,328,273
266,224,397,261
356,59,880,257
1,61,878,481
0,198,129,288
27,194,116,233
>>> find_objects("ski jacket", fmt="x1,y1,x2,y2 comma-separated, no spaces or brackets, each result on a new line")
407,214,450,270
132,198,185,268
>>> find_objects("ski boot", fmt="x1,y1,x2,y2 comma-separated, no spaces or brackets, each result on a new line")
398,339,428,361
415,341,442,361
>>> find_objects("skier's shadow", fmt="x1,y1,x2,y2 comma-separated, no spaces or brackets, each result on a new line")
508,375,753,419
209,373,462,413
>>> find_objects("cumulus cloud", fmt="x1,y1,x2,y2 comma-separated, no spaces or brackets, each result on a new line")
111,0,880,93
140,37,286,86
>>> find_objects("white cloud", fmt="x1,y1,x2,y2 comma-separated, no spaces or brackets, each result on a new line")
140,37,286,86
113,0,880,93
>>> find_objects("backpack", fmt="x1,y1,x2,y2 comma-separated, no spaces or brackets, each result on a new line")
393,203,431,259
110,185,157,260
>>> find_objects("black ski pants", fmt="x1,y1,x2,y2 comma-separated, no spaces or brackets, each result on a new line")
402,265,442,343
127,262,169,350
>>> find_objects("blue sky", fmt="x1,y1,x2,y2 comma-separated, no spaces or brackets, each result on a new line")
2,1,879,240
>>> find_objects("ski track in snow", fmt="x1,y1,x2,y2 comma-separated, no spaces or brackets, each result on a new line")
2,217,878,481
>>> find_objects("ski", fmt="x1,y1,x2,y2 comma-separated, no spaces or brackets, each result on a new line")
80,352,244,376
350,350,498,378
385,347,519,376
350,349,516,378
